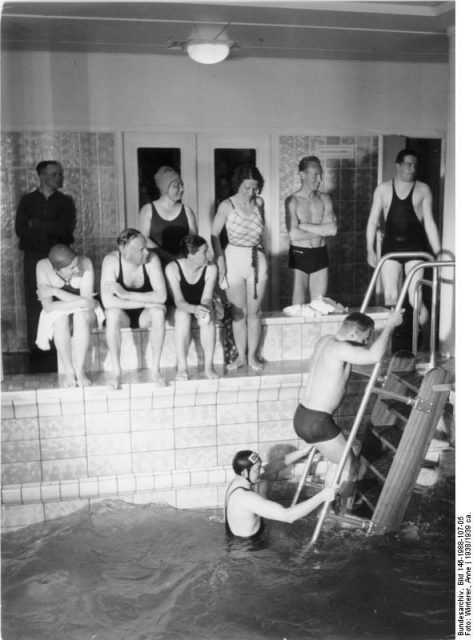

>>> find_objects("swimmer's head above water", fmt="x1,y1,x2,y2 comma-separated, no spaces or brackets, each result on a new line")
232,450,262,485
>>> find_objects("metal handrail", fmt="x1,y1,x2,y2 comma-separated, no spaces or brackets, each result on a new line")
360,252,434,313
402,260,455,368
305,257,455,550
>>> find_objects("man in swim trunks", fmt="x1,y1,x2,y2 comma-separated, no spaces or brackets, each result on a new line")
294,310,402,490
366,148,441,342
285,156,337,305
101,228,167,389
225,448,337,538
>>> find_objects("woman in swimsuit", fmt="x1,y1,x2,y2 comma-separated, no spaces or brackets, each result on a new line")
138,166,197,267
165,235,218,381
211,163,267,372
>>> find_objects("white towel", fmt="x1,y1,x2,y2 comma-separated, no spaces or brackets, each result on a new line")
283,296,347,318
35,306,105,351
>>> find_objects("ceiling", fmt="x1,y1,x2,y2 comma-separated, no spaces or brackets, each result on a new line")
0,1,455,63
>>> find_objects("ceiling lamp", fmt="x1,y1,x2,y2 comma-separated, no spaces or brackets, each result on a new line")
186,40,230,64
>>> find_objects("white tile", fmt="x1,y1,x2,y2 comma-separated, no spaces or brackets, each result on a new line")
98,476,118,497
79,477,99,499
116,474,136,494
2,485,22,505
60,479,80,500
41,482,61,502
3,503,44,528
21,483,42,503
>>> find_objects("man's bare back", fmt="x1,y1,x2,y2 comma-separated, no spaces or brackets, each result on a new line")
301,335,350,413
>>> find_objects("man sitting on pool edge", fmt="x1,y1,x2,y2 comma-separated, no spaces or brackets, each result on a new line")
225,449,337,539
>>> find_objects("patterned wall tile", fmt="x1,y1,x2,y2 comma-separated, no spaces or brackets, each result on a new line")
86,433,131,457
2,461,41,484
132,450,175,474
175,486,218,509
1,130,118,352
40,436,86,460
131,429,174,452
87,453,132,477
1,439,40,464
174,405,216,428
45,499,88,521
174,426,216,449
217,422,258,445
39,414,85,438
175,447,217,471
42,457,87,481
217,401,257,425
3,503,45,529
85,411,130,434
130,408,174,430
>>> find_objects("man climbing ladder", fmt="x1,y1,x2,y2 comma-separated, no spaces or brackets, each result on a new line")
293,309,403,498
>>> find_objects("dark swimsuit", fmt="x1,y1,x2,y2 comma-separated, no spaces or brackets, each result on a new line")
293,403,340,443
149,203,190,266
288,245,329,275
381,180,430,264
224,485,265,539
175,261,207,305
117,254,153,328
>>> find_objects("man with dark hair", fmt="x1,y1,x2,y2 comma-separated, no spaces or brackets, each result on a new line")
285,155,337,304
225,448,336,538
101,228,167,389
15,161,76,365
366,148,441,340
293,310,402,491
36,244,100,388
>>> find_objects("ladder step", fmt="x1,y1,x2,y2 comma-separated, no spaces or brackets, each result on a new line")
371,425,402,452
389,371,422,394
360,455,388,483
380,399,412,422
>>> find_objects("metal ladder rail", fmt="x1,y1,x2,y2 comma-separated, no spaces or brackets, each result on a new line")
412,260,455,367
305,258,454,549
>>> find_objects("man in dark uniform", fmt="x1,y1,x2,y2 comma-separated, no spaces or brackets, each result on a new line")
15,160,76,369
365,148,441,341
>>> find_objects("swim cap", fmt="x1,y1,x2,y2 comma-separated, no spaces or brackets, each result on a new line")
154,166,181,195
232,450,261,476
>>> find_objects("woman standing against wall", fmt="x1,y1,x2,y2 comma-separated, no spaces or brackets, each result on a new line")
211,163,267,372
138,166,197,268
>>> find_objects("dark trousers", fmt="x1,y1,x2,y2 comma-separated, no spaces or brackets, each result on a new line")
23,250,47,351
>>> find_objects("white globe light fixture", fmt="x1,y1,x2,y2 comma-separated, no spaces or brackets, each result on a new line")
186,40,230,64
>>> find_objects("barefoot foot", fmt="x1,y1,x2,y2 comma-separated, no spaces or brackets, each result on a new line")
152,371,168,386
75,371,92,387
107,373,121,390
175,370,189,382
227,357,246,371
204,367,219,380
248,358,264,372
60,373,77,388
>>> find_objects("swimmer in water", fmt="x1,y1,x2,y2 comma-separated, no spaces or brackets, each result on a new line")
224,448,338,539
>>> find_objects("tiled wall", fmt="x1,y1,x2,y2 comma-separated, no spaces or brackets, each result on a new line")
1,368,372,531
1,131,120,352
278,135,379,309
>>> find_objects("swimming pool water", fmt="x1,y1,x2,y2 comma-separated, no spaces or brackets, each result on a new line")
1,479,455,640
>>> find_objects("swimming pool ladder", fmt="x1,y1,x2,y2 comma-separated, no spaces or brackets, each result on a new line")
295,256,455,550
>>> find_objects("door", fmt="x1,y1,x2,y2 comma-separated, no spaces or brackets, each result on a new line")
123,132,197,230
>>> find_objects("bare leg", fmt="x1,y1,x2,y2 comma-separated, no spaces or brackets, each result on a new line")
309,267,328,299
105,307,127,389
380,259,403,307
72,310,95,386
292,270,309,305
247,276,267,371
226,279,248,369
174,309,191,380
405,260,429,346
198,315,218,379
53,315,76,387
142,306,166,386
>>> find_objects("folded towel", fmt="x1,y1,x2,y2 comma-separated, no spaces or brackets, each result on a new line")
35,306,105,351
283,296,347,318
